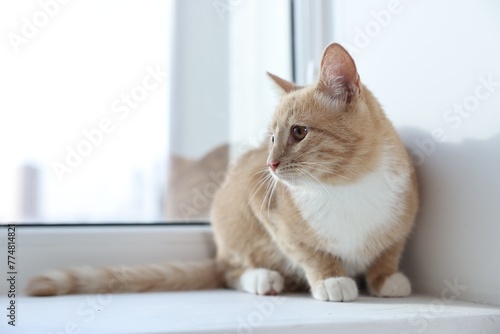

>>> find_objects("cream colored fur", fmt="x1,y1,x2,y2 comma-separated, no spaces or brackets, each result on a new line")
27,43,418,302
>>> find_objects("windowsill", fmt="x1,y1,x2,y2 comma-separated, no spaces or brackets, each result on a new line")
3,291,500,333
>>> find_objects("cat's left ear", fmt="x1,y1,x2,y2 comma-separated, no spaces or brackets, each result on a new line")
267,72,297,94
318,43,361,102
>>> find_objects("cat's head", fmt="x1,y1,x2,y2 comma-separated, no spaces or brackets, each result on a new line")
266,43,384,187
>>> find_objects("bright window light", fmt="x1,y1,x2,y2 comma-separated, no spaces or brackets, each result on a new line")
0,0,171,223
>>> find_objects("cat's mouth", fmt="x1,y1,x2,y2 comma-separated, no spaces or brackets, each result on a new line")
270,163,325,186
270,169,287,180
269,168,301,185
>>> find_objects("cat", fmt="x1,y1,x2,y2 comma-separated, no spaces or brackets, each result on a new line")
27,43,418,302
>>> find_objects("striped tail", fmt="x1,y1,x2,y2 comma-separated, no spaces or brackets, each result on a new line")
26,260,221,296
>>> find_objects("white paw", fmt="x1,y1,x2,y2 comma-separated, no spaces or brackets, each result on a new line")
312,277,358,302
239,268,284,295
377,272,411,297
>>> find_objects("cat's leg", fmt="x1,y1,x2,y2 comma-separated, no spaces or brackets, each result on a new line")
279,243,358,302
303,253,358,302
223,265,285,296
365,241,411,297
239,268,285,296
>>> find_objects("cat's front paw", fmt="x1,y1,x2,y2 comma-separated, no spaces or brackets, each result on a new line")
372,272,411,297
312,277,358,302
239,268,284,295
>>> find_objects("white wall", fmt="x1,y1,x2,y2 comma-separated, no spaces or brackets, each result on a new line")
333,0,500,305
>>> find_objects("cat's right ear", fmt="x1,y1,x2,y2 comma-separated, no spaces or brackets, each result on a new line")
318,43,360,103
267,72,297,94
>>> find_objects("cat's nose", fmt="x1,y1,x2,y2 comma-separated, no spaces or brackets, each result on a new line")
267,160,280,171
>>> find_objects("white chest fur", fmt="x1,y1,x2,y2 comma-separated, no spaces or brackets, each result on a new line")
291,154,408,275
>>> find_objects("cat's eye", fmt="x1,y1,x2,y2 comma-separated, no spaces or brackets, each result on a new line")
291,125,308,141
271,134,275,143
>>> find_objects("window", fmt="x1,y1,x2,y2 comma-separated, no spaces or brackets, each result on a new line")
0,0,292,224
1,0,170,223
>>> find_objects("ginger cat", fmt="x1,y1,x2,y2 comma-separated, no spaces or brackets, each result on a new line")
27,43,418,302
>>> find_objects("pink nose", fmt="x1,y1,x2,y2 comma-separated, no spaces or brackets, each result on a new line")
267,160,280,171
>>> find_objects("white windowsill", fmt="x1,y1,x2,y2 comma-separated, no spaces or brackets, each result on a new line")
3,226,500,333
3,291,500,334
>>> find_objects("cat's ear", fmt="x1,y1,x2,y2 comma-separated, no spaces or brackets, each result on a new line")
318,43,360,102
267,72,297,94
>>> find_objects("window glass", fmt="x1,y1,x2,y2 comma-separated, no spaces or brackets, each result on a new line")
0,0,170,223
0,0,292,223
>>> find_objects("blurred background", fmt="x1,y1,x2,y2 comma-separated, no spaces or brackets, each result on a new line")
0,0,499,305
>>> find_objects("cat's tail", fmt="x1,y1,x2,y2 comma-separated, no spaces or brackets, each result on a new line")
26,260,222,296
